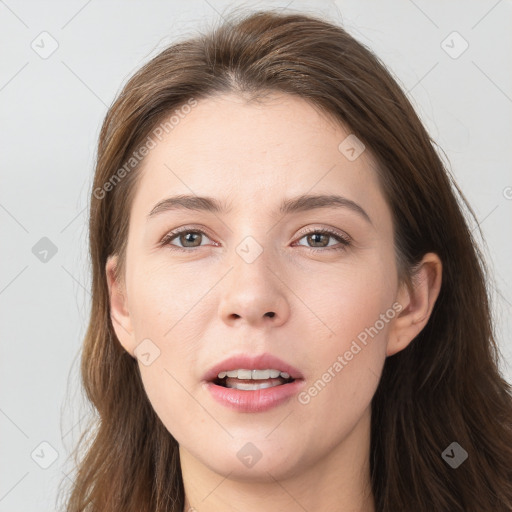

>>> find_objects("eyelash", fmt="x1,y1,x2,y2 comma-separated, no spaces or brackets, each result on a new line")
159,226,351,253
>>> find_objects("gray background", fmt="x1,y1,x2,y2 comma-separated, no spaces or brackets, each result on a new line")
1,0,511,510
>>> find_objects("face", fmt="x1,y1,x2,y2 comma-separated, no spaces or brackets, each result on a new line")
108,92,403,481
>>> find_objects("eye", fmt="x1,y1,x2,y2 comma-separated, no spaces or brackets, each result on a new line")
294,228,351,252
160,228,215,251
160,227,351,253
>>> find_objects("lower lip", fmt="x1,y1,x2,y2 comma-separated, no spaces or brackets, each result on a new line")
204,379,305,413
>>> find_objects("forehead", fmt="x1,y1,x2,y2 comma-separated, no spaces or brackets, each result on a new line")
131,93,385,219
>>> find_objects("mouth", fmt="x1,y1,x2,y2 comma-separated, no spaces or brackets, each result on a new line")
204,356,305,412
203,353,303,387
212,369,296,390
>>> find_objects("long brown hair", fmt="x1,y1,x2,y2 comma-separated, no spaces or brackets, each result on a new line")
62,8,512,511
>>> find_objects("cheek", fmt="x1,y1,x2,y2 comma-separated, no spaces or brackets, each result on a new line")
293,260,393,409
128,260,209,336
126,265,212,436
137,360,208,450
293,284,391,451
297,256,396,341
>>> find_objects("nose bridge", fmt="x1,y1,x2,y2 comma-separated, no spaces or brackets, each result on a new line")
226,207,277,277
217,229,289,326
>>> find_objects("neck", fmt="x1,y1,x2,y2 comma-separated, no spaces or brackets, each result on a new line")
180,406,375,512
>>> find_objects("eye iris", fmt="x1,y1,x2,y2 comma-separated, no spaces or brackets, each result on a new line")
181,232,202,247
308,233,329,247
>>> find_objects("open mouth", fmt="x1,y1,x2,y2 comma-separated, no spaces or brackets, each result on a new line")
205,362,304,411
203,355,304,399
212,370,296,391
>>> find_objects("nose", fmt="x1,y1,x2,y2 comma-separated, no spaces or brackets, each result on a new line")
217,250,290,328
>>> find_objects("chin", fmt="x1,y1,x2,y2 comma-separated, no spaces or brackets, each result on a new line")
196,440,306,482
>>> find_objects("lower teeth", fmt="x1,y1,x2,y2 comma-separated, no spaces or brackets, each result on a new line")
225,380,282,390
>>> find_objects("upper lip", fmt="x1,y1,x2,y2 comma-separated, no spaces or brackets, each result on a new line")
203,353,304,382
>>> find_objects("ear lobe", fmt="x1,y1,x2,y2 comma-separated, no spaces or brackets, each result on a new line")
105,255,136,357
386,253,442,357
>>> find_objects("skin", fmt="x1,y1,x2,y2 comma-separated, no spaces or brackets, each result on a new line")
106,92,442,512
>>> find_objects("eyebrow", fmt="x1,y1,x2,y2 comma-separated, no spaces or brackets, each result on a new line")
147,193,372,224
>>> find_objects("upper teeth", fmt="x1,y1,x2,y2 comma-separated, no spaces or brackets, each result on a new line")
217,369,291,380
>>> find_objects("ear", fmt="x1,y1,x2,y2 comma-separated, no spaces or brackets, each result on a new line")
105,255,136,357
386,252,442,357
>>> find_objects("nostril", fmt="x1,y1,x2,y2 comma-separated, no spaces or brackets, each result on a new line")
265,312,275,318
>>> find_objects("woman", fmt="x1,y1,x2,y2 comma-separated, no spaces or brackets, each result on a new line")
63,9,512,512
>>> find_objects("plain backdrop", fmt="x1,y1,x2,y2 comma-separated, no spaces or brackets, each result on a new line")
1,0,511,510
